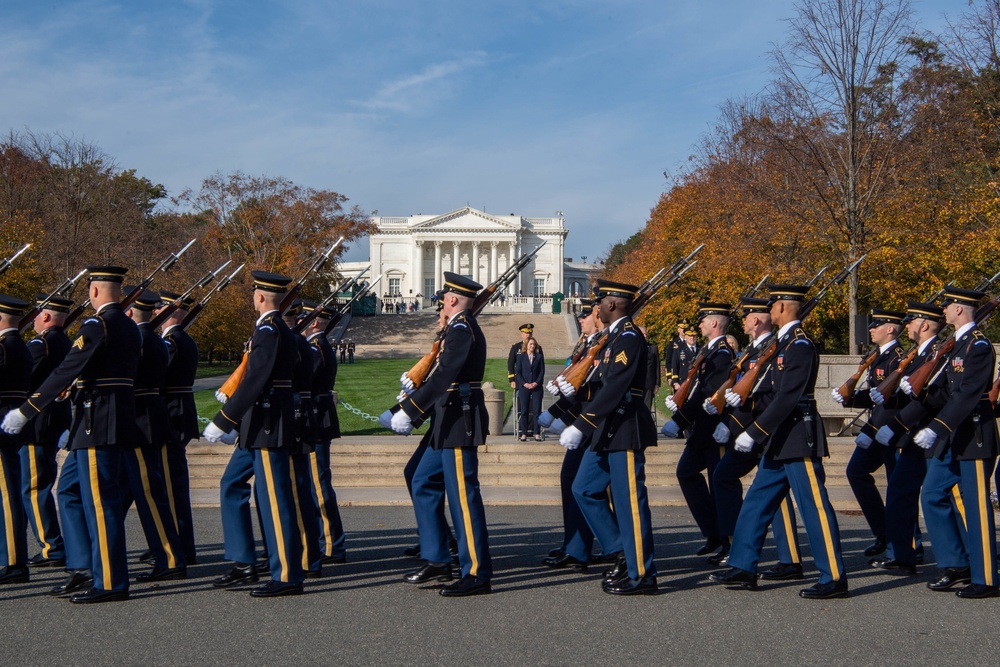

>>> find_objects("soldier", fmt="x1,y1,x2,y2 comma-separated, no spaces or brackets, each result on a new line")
639,326,661,412
383,272,493,597
832,308,906,558
900,287,998,598
710,284,848,599
4,267,141,602
507,323,533,389
19,294,74,569
665,320,687,388
672,326,700,391
0,294,33,585
203,271,305,597
347,339,355,364
561,279,659,595
661,302,733,558
338,340,347,364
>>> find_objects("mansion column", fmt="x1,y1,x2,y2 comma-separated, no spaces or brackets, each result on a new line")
413,240,423,298
433,241,443,291
508,241,518,295
471,241,480,285
490,241,499,285
452,241,461,275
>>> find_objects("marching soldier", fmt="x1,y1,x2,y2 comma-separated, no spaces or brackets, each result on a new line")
507,323,533,388
561,279,659,595
20,294,74,569
0,295,33,585
4,267,141,602
710,284,848,599
384,272,493,597
203,271,305,597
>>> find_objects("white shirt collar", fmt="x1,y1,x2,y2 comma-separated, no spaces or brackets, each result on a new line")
708,335,725,348
879,339,898,354
257,309,279,325
753,331,772,347
162,324,181,337
955,321,976,341
307,332,324,341
96,301,115,314
0,327,17,336
777,320,801,339
609,316,628,333
918,337,935,354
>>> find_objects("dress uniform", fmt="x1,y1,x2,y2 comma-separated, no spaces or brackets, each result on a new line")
710,284,848,599
907,287,998,598
158,290,201,564
507,323,533,387
671,326,699,389
205,271,304,597
0,295,33,585
662,302,733,557
836,308,906,557
388,272,493,597
564,279,659,595
5,266,141,602
20,294,74,568
666,321,688,387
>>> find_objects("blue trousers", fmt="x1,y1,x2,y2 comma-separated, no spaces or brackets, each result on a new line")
0,446,27,568
55,453,91,571
411,446,492,580
19,443,64,560
713,448,803,564
883,448,927,564
921,452,997,586
76,447,129,592
846,442,896,538
729,456,845,584
516,388,543,436
252,448,304,584
559,444,598,561
676,443,722,540
404,441,453,546
219,447,258,565
290,450,322,573
161,440,196,560
573,448,656,580
120,445,185,570
310,443,346,559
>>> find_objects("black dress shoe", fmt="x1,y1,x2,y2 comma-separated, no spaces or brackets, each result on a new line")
604,576,658,595
601,554,628,585
863,536,887,557
184,554,198,566
708,567,757,590
136,566,187,583
547,548,565,558
50,571,93,597
403,563,454,584
439,575,491,597
0,566,29,585
542,553,588,571
321,554,347,565
706,549,731,567
305,568,323,579
590,551,618,565
27,553,65,568
799,580,849,599
869,557,916,575
956,583,1000,599
212,563,259,588
759,562,804,581
255,557,271,573
696,537,725,556
69,588,130,603
402,545,421,558
250,580,303,597
927,567,972,591
137,550,155,565
449,538,458,555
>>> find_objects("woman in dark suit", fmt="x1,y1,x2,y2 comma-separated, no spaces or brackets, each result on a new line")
515,337,545,441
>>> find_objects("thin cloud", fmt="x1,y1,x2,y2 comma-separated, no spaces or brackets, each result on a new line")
356,51,490,112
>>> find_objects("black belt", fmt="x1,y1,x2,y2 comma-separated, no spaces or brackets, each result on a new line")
76,379,134,389
0,391,26,400
135,389,160,397
163,387,193,394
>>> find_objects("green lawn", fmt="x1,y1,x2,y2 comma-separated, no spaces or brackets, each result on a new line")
195,363,238,379
194,358,514,436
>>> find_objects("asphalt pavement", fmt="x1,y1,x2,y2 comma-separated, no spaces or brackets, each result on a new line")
2,506,999,666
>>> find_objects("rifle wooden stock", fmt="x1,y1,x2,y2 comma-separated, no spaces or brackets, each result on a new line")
671,349,707,410
989,374,1000,405
708,349,754,413
837,348,879,401
730,338,778,404
558,331,609,391
405,338,441,390
873,346,919,402
219,353,249,399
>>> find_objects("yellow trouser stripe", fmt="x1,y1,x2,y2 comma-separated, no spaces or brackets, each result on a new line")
260,450,289,582
975,461,993,586
803,460,840,581
453,449,479,577
289,462,310,571
626,451,645,578
0,455,16,564
135,449,177,568
160,445,180,532
86,451,113,590
309,452,333,556
27,446,52,557
779,498,800,564
951,485,967,529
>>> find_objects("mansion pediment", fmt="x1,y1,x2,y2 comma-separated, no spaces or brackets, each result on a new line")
407,207,521,233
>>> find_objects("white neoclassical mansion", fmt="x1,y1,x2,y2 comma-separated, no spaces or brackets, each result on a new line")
340,207,600,311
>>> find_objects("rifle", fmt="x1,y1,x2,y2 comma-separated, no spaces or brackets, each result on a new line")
180,263,245,330
836,347,879,402
471,242,546,314
148,260,232,330
279,236,344,315
18,268,89,332
323,275,381,339
293,266,369,334
729,254,867,406
0,243,31,275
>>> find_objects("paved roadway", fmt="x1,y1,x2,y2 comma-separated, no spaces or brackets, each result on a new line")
2,506,999,665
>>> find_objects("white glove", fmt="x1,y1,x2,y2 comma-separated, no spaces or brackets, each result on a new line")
546,379,560,396
664,395,678,412
855,432,873,449
913,428,937,450
538,411,554,428
557,377,576,397
869,388,885,406
560,425,584,450
831,388,845,405
875,425,895,446
713,422,730,444
378,409,394,429
215,389,228,404
390,410,413,435
1,408,27,435
58,430,70,449
725,389,742,408
400,373,415,393
396,390,408,403
549,418,567,435
702,397,718,415
203,422,230,443
899,376,913,396
734,432,754,453
660,420,681,438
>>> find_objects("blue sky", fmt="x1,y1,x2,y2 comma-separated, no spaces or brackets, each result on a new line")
0,0,959,262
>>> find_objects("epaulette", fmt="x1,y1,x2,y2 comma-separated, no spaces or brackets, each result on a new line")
972,330,988,340
894,347,903,358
